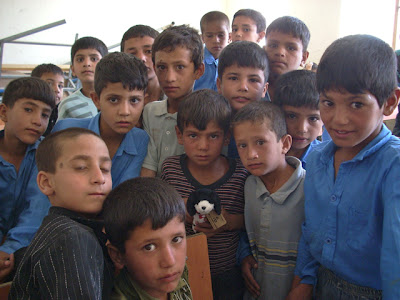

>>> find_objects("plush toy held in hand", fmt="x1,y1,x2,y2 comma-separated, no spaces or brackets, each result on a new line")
187,188,223,232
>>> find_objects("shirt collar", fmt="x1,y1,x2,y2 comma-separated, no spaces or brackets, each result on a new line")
204,47,217,64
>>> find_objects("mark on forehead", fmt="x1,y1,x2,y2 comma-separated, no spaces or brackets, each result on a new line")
59,162,64,168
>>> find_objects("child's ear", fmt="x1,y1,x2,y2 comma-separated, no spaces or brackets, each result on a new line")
256,31,266,43
383,88,400,116
281,134,292,155
70,65,76,77
300,51,310,68
262,81,269,98
107,244,125,270
194,62,205,80
216,77,222,94
0,103,9,123
175,125,184,145
90,92,101,110
37,171,55,196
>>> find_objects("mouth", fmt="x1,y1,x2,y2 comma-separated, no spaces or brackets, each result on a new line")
163,86,178,92
247,162,262,169
159,271,180,283
332,129,353,137
232,97,250,103
196,155,209,161
116,121,132,127
26,128,40,135
271,61,287,67
88,192,105,197
292,136,308,142
82,71,94,75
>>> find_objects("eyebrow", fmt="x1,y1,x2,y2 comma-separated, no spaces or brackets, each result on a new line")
71,155,111,163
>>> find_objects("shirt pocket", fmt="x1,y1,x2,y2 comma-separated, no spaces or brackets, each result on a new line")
346,208,378,251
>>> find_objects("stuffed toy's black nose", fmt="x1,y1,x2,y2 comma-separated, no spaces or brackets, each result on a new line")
202,206,206,210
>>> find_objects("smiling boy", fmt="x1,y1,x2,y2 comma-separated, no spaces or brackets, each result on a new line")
58,36,108,120
231,9,266,43
140,25,204,177
53,52,149,188
264,16,310,101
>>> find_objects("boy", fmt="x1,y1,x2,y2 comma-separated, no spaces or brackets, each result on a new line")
290,35,400,299
58,36,108,120
274,69,322,168
121,25,164,104
194,11,230,91
9,127,113,299
31,63,65,136
53,52,149,188
232,101,306,300
161,89,249,300
217,40,269,158
264,16,310,101
231,9,266,43
0,77,55,269
103,177,192,299
140,25,204,177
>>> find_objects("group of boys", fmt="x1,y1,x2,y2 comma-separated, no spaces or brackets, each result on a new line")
0,6,399,300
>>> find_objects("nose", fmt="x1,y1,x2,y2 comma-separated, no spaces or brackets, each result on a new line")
165,68,176,83
297,120,308,134
247,145,258,160
332,106,349,125
83,57,91,66
137,50,147,63
31,110,42,126
198,137,209,150
275,45,285,57
160,245,176,268
118,100,130,116
238,78,249,92
91,166,106,185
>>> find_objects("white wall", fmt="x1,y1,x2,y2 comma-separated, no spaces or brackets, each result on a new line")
0,0,396,65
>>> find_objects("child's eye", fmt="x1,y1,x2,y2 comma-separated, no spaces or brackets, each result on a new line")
130,98,140,104
232,28,238,32
58,84,64,90
210,134,219,139
144,244,156,251
188,134,197,139
42,113,50,119
218,34,225,39
157,65,166,71
108,97,118,103
256,140,265,146
321,100,333,107
249,78,261,83
177,65,185,70
145,49,152,55
237,143,246,149
286,113,297,119
172,236,183,244
309,116,320,122
243,28,250,32
75,165,87,171
351,102,363,109
91,57,99,62
101,167,110,174
287,46,297,51
227,76,238,81
24,107,33,113
267,43,278,49
206,34,213,39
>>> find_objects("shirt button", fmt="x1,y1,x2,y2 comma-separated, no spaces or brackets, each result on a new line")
166,131,170,135
326,238,331,244
330,195,336,202
165,147,169,151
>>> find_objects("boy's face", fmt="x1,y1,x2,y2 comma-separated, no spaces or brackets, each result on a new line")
155,46,204,102
231,16,265,43
119,217,186,299
202,21,230,59
217,63,268,113
123,36,156,81
233,120,291,179
282,105,322,152
92,82,145,137
39,134,112,217
265,31,308,78
0,98,51,145
40,72,64,105
71,48,102,84
319,89,396,156
176,121,228,169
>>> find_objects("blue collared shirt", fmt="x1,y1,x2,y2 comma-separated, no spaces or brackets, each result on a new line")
53,113,149,188
0,132,50,254
299,139,322,169
295,125,400,299
194,47,218,91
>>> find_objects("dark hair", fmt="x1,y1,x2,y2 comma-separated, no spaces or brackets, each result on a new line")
177,89,231,134
31,63,64,78
2,77,56,109
36,127,102,173
200,11,230,33
103,177,186,253
266,16,310,52
231,101,287,140
233,9,266,33
94,52,148,96
71,36,108,63
152,25,204,71
120,25,159,52
317,34,397,107
218,41,269,82
274,70,319,110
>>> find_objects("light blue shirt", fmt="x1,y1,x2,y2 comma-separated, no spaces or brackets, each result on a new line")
295,124,400,299
52,113,149,188
0,132,50,254
194,47,218,91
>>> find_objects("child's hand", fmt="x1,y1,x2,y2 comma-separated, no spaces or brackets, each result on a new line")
285,275,313,300
241,254,260,298
194,220,222,238
221,208,244,231
0,252,14,283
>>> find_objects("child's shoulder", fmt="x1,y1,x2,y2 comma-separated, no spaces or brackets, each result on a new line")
52,115,93,132
143,99,168,115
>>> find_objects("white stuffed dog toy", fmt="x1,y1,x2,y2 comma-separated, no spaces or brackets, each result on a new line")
187,188,221,232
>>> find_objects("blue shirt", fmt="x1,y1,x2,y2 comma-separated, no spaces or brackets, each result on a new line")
194,47,218,91
0,132,50,254
52,113,149,188
299,139,321,169
295,125,400,299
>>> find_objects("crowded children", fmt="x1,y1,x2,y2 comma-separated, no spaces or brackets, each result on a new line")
217,40,269,158
31,63,65,136
58,36,108,120
140,25,204,177
194,11,230,91
53,52,149,188
9,128,114,299
274,69,322,168
103,177,192,299
121,24,164,105
264,16,310,101
231,9,266,43
290,35,400,299
232,101,305,300
0,77,55,270
161,89,248,300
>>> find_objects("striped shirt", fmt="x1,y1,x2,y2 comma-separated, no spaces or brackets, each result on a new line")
161,154,248,275
58,89,98,120
9,207,113,300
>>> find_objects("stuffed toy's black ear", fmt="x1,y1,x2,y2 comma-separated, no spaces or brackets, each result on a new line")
187,193,197,216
